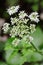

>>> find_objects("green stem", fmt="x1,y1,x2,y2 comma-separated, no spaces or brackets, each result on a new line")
31,42,43,55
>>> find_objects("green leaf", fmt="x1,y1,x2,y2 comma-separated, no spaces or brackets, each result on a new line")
4,38,26,65
5,49,26,65
4,37,15,50
4,27,43,65
18,39,32,49
31,27,43,49
7,53,26,65
23,49,43,62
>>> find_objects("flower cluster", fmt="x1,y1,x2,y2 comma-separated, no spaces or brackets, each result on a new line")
30,24,36,33
2,23,10,33
12,38,20,47
2,5,39,46
7,5,20,15
29,12,39,23
18,11,28,19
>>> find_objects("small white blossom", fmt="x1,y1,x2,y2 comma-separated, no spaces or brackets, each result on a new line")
23,35,33,43
24,19,29,24
10,25,20,37
7,5,20,15
12,38,20,47
11,17,19,25
29,12,39,23
19,24,29,37
22,19,29,24
18,19,29,24
19,11,28,19
30,24,36,33
2,23,10,33
29,36,33,42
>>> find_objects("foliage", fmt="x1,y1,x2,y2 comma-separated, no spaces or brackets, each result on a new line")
4,27,43,65
32,27,43,49
0,27,43,65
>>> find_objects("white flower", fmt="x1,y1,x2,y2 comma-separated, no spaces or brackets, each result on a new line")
19,11,28,19
29,36,33,42
22,19,29,24
11,17,19,25
12,38,20,47
24,19,29,24
18,19,29,24
10,23,29,38
30,24,36,33
2,23,10,33
7,5,20,15
10,25,20,37
23,35,33,43
29,12,39,23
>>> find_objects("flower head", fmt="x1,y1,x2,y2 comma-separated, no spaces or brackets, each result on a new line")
19,11,28,19
10,25,20,37
7,5,20,15
29,12,39,23
30,24,36,33
2,23,10,33
11,17,19,25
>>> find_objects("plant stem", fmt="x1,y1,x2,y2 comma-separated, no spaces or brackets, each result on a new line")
31,42,43,55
